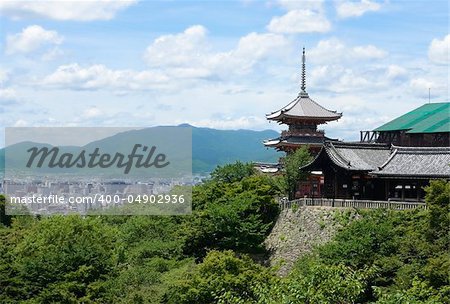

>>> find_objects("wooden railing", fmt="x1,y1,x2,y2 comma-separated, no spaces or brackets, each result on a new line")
279,197,426,211
360,130,379,143
281,130,325,137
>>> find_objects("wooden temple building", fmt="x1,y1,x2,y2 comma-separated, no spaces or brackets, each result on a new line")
264,48,341,155
301,142,450,201
360,102,450,147
301,102,450,201
262,49,450,202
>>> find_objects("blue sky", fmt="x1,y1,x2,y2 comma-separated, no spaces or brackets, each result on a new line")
0,0,448,146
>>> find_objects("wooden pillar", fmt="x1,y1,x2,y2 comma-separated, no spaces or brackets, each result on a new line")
334,171,338,199
401,181,405,201
417,180,422,201
385,179,389,200
416,181,420,201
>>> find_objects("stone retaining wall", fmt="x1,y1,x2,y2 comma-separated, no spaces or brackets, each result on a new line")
264,206,359,276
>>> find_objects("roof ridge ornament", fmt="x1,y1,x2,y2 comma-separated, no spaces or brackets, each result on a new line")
300,47,308,97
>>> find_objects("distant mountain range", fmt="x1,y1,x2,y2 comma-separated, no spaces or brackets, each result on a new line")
0,125,282,174
189,124,281,172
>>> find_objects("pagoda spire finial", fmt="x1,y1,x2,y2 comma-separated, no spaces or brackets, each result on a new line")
301,47,307,94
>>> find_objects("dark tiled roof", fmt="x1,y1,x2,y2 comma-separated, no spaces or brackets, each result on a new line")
266,93,342,122
371,146,450,178
301,141,391,171
328,142,391,170
302,141,450,178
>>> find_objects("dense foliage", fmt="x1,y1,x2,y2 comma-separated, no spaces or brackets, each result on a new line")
0,166,448,303
210,179,450,304
0,162,280,303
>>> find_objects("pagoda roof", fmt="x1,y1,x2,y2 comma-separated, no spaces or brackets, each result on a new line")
266,92,342,122
266,48,342,124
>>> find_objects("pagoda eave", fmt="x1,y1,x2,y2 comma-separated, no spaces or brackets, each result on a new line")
264,138,325,148
270,142,324,153
267,114,342,124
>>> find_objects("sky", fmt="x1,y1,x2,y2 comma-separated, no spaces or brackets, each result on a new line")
0,0,448,147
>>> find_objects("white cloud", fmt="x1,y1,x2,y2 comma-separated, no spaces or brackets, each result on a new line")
0,69,9,84
144,25,291,78
305,39,393,93
410,78,435,88
144,25,209,68
6,25,63,55
0,88,19,104
41,47,64,61
335,0,381,18
339,69,370,88
408,77,448,99
40,30,392,98
0,70,19,105
309,64,372,93
13,119,28,127
309,38,387,63
83,107,103,118
428,34,449,64
183,116,268,130
0,0,136,21
353,45,387,59
267,0,330,34
306,38,444,101
309,38,346,62
42,63,170,90
224,32,291,73
44,26,291,92
386,65,408,80
410,78,436,92
267,9,331,33
276,0,325,11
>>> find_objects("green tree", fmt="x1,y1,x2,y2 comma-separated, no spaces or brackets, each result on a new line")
100,257,194,304
374,278,450,304
0,195,12,227
11,216,121,302
318,209,397,268
283,146,312,199
182,175,279,258
424,180,450,250
210,161,256,184
165,250,275,304
423,180,450,290
252,260,374,304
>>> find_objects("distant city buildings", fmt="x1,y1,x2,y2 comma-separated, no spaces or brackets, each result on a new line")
2,177,194,215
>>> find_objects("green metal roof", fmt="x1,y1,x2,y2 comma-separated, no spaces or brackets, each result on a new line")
374,102,450,133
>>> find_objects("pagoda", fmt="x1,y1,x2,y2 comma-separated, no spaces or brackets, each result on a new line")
264,48,342,154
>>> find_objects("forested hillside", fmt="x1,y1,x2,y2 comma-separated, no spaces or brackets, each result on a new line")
0,162,449,303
